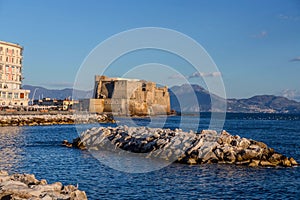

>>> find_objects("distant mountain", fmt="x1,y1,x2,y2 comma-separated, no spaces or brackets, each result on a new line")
227,95,300,113
169,84,300,114
22,85,92,100
23,84,300,113
169,84,225,112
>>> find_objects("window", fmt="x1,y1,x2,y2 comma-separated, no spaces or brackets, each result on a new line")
6,57,8,62
0,47,2,52
1,92,6,98
12,49,14,55
6,48,8,53
142,83,146,91
14,93,18,99
12,58,14,63
8,92,12,98
20,93,24,98
0,56,2,61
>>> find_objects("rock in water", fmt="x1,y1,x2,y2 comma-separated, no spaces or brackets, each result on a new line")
0,171,87,200
64,126,298,167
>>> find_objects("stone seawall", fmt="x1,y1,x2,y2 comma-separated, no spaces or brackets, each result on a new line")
65,126,298,167
0,114,115,126
0,170,87,199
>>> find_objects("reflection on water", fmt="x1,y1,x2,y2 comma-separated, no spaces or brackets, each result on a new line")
0,126,25,171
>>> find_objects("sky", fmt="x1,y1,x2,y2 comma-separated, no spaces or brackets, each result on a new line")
0,0,299,99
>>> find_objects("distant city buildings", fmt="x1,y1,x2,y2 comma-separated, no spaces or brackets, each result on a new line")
33,98,78,111
0,40,30,106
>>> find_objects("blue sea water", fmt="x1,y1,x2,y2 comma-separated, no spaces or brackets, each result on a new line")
0,113,300,199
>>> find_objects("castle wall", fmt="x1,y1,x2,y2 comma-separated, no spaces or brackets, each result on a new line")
77,99,104,113
92,76,171,116
89,99,104,113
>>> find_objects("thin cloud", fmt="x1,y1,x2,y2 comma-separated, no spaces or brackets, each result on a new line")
169,72,222,79
278,14,300,21
189,72,222,78
168,74,186,79
251,30,268,39
290,56,300,62
279,89,300,102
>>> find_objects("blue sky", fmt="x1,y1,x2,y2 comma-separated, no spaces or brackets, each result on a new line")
0,0,299,98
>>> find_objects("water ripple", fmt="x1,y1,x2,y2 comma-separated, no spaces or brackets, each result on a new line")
0,114,300,199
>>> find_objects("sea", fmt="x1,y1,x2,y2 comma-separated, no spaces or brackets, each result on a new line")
0,113,300,199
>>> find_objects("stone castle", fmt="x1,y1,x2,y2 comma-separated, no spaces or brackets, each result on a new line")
80,76,170,115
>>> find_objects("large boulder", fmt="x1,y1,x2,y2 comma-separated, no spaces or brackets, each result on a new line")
64,126,298,167
0,171,87,200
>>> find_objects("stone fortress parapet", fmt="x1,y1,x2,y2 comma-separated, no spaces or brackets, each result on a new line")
80,76,171,116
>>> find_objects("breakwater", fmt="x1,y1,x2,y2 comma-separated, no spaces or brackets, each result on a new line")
65,126,298,167
0,170,87,199
0,113,115,126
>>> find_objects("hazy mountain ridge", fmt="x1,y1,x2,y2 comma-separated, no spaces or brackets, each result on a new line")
22,85,92,100
23,84,300,113
169,84,300,114
169,84,225,113
227,95,300,113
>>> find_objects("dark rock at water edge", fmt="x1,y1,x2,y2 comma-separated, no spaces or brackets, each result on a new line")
64,126,298,167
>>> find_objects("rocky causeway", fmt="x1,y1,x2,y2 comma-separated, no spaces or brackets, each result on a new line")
0,113,115,126
65,126,298,167
0,170,87,200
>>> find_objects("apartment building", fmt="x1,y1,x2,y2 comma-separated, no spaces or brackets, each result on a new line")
0,40,30,106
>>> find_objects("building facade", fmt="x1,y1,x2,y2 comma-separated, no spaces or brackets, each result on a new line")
33,98,78,111
0,40,30,106
79,75,171,116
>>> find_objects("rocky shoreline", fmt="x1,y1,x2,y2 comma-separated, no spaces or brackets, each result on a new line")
0,113,115,126
0,170,87,200
64,126,298,167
